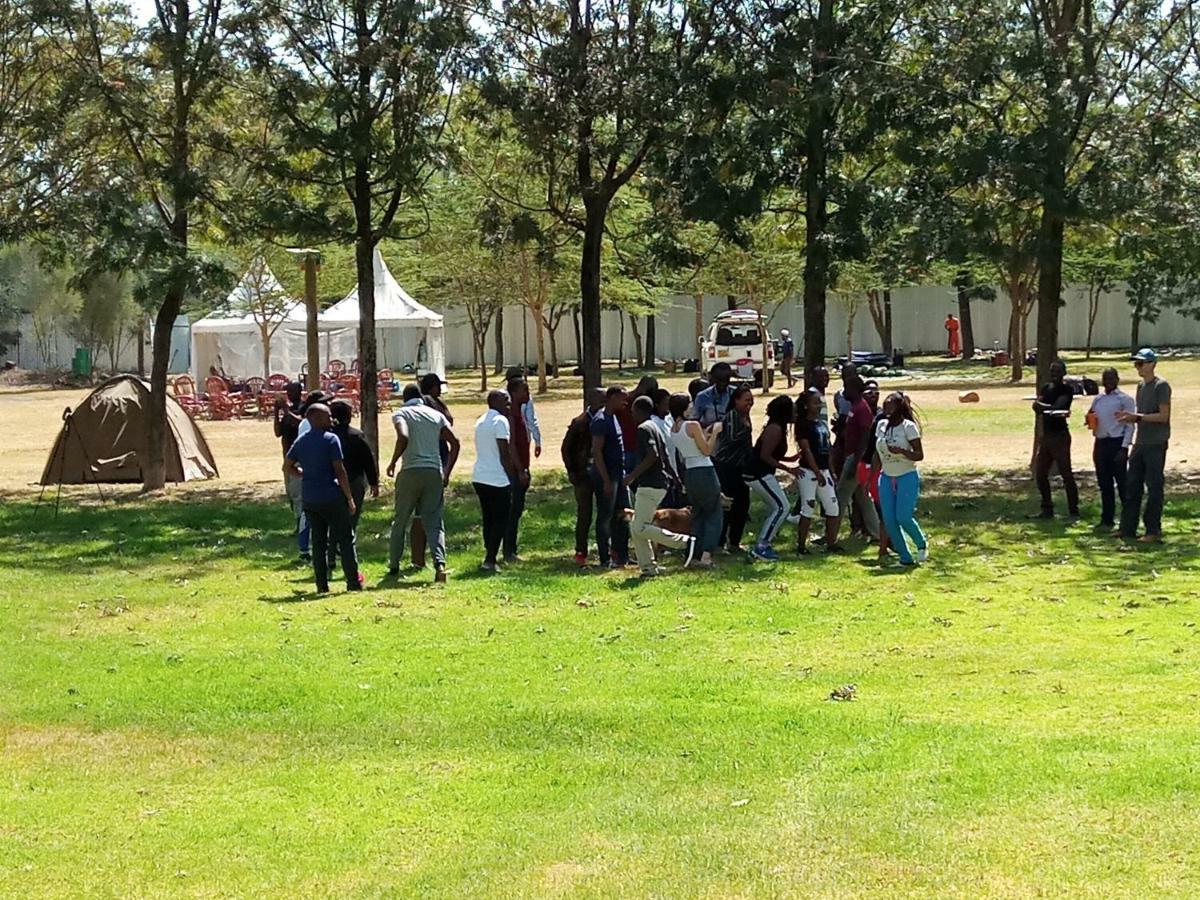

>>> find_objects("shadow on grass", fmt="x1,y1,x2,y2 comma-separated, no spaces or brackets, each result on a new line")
3,475,1197,589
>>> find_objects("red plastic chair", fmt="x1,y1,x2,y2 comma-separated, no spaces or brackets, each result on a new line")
172,375,206,419
377,369,395,410
244,376,268,417
205,376,245,420
331,374,361,412
327,359,347,378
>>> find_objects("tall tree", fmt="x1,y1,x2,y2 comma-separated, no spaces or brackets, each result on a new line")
61,0,234,489
480,0,718,393
673,0,929,374
245,0,472,454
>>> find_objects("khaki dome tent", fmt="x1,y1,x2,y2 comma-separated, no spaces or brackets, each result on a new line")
41,375,218,485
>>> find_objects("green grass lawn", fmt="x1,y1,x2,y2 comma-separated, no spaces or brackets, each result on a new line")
3,478,1199,897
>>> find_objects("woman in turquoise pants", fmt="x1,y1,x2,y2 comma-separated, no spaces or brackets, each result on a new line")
872,393,928,567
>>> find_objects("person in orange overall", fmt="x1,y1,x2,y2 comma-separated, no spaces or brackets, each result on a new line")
945,314,961,357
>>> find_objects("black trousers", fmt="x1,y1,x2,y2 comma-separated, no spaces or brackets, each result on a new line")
591,466,630,564
716,462,749,549
473,482,511,565
504,476,529,558
571,477,594,556
304,498,359,591
1093,437,1127,526
329,475,368,568
1121,444,1168,537
1035,430,1079,516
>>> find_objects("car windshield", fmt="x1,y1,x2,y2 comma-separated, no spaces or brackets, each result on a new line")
714,323,763,346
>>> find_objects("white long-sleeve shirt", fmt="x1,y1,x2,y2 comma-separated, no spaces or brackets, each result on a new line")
522,397,542,449
1088,389,1136,447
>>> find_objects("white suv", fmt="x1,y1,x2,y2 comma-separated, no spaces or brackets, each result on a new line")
699,309,776,387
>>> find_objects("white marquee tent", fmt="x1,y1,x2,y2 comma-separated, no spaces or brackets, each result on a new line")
190,261,314,380
190,252,445,381
318,248,446,379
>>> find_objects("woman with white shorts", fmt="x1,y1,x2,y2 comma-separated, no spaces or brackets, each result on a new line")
794,389,843,554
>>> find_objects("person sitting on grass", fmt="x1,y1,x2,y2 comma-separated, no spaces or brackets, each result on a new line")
284,403,360,594
744,395,797,562
327,399,378,583
873,391,928,568
386,384,459,583
624,395,696,577
795,388,842,555
669,392,724,569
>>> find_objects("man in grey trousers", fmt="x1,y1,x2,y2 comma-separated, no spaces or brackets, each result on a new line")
386,384,461,581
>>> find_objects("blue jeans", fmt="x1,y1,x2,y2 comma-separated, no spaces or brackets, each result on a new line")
879,471,927,564
684,466,724,555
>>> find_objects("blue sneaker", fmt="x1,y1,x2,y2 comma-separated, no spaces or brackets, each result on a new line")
750,544,780,561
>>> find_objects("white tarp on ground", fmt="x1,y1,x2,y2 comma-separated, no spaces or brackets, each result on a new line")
318,248,446,379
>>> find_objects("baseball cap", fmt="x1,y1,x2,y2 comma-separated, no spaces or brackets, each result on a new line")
419,372,448,392
1131,348,1158,363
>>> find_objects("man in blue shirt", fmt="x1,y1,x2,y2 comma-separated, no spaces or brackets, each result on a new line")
285,403,361,593
590,385,630,567
694,363,734,426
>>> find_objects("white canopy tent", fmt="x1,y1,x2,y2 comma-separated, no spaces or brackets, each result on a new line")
190,262,323,380
318,248,446,379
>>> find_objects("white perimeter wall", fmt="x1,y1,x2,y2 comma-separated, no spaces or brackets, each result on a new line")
440,282,1200,370
12,282,1196,375
7,315,191,373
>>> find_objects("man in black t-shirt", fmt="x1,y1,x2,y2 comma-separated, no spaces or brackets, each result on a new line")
1032,359,1080,520
273,382,310,560
329,399,379,577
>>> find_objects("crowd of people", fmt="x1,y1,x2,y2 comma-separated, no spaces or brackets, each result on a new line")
271,347,1173,593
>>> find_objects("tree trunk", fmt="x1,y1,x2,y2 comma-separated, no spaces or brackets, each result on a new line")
846,305,855,359
548,317,560,375
1035,162,1066,387
1131,310,1141,354
866,289,894,357
145,292,181,490
758,305,771,396
572,307,582,367
579,199,608,393
353,230,379,457
261,323,271,379
534,305,548,394
302,253,320,389
137,317,145,377
956,278,974,361
801,0,835,375
629,313,643,370
1085,285,1100,359
694,291,704,352
1007,293,1023,383
476,328,488,391
644,313,656,368
617,312,625,370
493,306,505,375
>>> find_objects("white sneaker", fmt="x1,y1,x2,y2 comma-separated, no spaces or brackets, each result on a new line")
917,546,929,564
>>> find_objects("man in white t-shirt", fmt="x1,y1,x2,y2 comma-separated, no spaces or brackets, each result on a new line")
472,390,518,572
